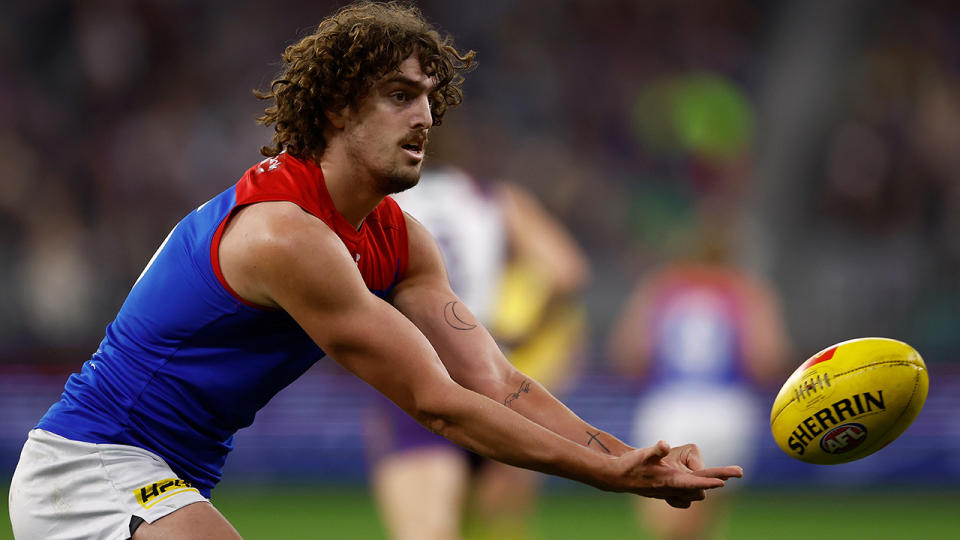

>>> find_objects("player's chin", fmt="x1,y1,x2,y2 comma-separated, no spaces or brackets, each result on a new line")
379,169,421,194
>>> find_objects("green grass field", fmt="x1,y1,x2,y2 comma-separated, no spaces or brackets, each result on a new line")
5,482,959,539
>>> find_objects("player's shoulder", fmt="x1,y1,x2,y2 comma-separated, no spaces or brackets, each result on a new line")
249,152,307,178
221,201,346,289
232,201,340,253
400,209,433,248
220,200,358,307
235,152,327,207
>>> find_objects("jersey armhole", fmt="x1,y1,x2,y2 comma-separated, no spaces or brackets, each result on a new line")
210,205,276,311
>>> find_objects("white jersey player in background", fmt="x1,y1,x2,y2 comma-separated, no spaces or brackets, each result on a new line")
393,168,508,325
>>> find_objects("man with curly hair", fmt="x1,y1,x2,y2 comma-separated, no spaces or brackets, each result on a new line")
9,2,740,538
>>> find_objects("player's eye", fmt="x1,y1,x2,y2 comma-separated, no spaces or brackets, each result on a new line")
391,91,408,103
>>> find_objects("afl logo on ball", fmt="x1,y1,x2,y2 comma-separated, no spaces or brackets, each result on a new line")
820,423,867,454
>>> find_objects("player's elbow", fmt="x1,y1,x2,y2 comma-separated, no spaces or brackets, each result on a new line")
418,411,454,439
408,382,465,438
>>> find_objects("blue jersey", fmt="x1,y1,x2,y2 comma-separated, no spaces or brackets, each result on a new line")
644,265,752,387
36,153,409,496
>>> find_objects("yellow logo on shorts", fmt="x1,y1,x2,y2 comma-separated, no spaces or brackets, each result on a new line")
134,478,199,509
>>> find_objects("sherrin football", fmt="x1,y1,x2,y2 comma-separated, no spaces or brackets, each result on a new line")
770,337,928,464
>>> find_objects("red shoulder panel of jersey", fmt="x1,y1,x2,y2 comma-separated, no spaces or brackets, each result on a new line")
213,153,409,302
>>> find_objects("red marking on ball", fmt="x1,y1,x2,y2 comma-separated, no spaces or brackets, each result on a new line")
799,345,838,372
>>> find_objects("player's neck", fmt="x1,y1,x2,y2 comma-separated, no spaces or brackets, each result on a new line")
316,151,384,230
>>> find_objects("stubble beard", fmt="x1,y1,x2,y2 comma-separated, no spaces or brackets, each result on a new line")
376,164,422,195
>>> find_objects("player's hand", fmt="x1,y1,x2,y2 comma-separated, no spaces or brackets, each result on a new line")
615,440,743,508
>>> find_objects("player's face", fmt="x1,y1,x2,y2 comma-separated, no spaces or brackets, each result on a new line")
343,54,434,194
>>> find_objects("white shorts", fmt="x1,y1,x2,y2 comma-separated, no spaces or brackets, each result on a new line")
632,384,762,476
8,429,209,540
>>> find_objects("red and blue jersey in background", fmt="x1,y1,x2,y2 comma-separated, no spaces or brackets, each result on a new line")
646,266,751,387
37,153,408,497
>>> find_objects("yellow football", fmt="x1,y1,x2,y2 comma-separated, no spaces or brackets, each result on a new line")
770,337,928,464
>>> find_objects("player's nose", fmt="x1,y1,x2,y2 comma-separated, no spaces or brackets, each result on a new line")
411,94,433,130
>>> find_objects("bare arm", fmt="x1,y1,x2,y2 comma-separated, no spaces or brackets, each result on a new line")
220,202,740,502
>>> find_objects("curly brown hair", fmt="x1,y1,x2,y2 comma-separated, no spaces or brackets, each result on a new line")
255,1,475,159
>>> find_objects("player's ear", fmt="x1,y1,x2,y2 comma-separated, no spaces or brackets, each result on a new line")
325,106,349,130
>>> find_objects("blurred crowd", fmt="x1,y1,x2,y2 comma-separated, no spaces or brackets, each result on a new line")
2,0,957,364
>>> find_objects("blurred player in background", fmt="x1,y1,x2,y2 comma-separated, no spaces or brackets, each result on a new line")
369,166,589,540
9,2,741,539
609,213,790,540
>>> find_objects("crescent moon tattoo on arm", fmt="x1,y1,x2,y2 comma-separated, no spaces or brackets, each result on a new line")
443,301,477,330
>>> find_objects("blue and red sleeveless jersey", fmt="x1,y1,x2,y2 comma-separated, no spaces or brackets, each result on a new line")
36,152,409,496
645,266,751,387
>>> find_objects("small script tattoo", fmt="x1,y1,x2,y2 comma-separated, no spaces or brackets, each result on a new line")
443,301,477,330
586,431,611,454
503,380,531,407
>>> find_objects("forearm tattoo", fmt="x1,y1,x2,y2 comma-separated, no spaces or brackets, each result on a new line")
443,301,477,330
503,380,531,407
586,431,611,454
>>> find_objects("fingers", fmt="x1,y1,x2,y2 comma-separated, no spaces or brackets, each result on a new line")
637,471,725,494
641,440,671,464
664,485,706,508
692,465,744,480
625,443,743,505
677,443,706,471
676,475,725,490
654,439,671,456
669,467,739,490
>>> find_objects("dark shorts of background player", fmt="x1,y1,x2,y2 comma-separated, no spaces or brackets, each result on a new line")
365,394,484,470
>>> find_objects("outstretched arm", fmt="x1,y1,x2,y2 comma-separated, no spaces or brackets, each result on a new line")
219,202,740,504
390,215,742,507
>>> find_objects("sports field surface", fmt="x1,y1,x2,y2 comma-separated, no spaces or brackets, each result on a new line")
5,483,957,539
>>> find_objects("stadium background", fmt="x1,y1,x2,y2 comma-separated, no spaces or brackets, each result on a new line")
2,0,958,538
